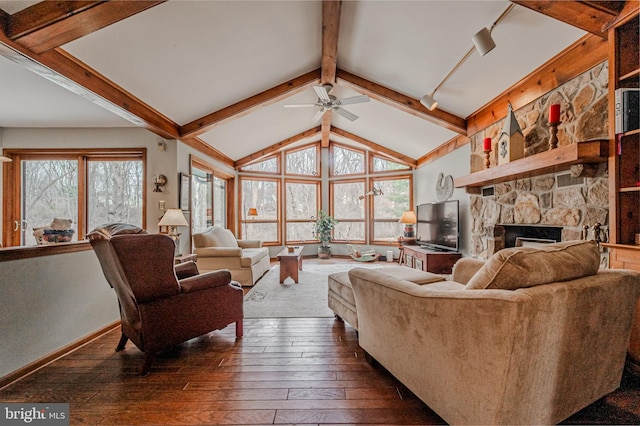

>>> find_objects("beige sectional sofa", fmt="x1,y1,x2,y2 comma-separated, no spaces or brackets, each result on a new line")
349,240,640,425
192,226,270,286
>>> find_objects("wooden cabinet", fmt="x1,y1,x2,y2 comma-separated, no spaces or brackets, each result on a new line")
402,245,461,275
605,8,640,269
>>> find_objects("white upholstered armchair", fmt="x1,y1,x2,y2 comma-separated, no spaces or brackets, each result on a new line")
192,226,270,286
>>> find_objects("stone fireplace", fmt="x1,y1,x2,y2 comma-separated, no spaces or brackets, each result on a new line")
466,62,610,259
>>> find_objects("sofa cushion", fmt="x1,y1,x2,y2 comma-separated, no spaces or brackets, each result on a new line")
380,266,446,285
193,226,238,248
240,247,269,268
465,240,600,290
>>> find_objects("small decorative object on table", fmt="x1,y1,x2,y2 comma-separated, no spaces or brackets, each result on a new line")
347,244,380,262
548,103,561,150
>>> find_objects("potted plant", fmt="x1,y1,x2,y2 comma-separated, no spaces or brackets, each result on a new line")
313,210,338,259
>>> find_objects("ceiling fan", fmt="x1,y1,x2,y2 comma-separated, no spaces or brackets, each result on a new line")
284,84,370,122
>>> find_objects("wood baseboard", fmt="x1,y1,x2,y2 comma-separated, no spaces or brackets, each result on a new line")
0,321,120,390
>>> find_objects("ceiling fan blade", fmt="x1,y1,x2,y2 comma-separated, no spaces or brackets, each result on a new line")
312,85,331,102
284,103,320,108
338,95,370,105
312,108,327,123
335,107,358,121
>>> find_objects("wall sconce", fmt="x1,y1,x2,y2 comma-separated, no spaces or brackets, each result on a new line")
358,186,384,200
0,155,12,162
153,174,167,192
399,210,417,238
158,208,189,256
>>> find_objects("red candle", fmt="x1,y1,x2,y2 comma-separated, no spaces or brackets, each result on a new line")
549,104,560,123
483,137,491,151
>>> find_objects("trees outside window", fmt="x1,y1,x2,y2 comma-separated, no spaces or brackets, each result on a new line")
285,180,319,242
241,177,280,243
371,177,412,242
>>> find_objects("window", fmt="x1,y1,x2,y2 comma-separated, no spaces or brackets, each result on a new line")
331,180,366,242
371,176,412,242
191,156,233,235
238,155,279,174
3,148,145,247
285,144,320,176
329,144,413,245
285,180,319,242
331,144,365,176
240,177,280,244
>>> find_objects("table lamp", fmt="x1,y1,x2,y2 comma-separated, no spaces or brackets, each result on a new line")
399,210,417,238
158,208,189,256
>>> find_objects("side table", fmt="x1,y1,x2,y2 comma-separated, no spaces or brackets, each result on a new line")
397,237,416,265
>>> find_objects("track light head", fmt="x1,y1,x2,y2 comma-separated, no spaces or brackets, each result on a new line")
420,93,438,111
472,27,496,56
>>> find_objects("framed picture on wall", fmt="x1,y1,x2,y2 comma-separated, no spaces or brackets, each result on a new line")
179,173,190,211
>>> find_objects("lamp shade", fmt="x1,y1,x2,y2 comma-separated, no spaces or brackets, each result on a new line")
420,94,438,111
398,211,417,224
472,27,496,56
247,208,258,217
158,208,189,227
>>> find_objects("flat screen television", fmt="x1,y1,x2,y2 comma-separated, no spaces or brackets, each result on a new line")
415,200,459,252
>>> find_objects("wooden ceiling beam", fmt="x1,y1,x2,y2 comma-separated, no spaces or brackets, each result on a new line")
511,1,618,39
331,127,418,168
180,69,321,139
180,137,234,169
234,126,321,169
321,0,341,85
466,33,607,136
320,1,341,147
0,33,179,139
336,69,467,135
7,1,165,54
417,134,470,167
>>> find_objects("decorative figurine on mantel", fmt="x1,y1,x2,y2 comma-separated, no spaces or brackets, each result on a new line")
497,102,525,166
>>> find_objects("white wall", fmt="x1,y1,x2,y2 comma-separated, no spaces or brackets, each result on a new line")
414,144,472,256
0,249,119,378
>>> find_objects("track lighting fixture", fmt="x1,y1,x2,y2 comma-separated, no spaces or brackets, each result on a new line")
420,4,514,111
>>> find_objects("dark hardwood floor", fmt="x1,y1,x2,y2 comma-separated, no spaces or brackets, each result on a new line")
1,259,639,425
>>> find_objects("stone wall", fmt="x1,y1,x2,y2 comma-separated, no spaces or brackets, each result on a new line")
468,62,609,258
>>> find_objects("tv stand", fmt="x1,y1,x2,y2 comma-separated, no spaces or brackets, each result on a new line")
402,245,462,275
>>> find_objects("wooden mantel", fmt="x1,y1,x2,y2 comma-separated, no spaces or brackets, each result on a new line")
454,139,608,189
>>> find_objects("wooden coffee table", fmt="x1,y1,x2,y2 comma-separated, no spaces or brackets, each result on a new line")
277,246,303,284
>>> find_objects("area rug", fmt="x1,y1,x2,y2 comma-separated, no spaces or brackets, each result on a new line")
243,261,383,318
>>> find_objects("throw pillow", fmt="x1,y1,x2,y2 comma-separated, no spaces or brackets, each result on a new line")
465,240,600,290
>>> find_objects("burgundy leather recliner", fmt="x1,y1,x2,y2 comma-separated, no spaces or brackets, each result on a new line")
87,223,243,375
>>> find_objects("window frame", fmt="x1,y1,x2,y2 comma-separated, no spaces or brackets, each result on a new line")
238,175,282,245
284,142,321,178
284,178,321,244
190,155,235,233
329,177,367,244
330,142,366,178
2,148,146,248
237,153,281,175
369,174,414,244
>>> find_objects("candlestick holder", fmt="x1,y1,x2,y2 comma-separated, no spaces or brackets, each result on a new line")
484,149,491,169
548,121,561,150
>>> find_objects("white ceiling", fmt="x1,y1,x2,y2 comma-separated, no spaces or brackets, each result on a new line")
0,0,585,163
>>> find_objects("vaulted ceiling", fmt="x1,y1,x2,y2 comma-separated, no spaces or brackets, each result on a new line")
0,1,626,169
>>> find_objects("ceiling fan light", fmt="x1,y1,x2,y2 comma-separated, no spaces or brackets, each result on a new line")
472,27,496,56
420,94,438,111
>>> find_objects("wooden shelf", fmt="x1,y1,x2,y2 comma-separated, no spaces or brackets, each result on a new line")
601,242,640,251
620,186,640,193
454,139,608,189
